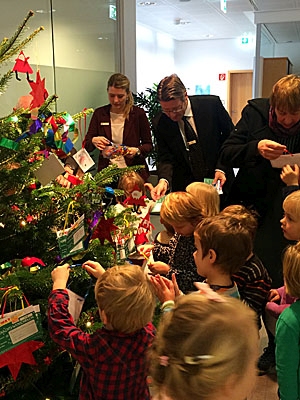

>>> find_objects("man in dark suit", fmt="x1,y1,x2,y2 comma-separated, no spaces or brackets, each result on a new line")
150,74,234,202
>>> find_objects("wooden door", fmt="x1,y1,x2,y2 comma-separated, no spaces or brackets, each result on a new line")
228,70,253,125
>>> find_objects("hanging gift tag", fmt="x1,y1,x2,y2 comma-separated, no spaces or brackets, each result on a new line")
57,214,86,258
73,148,95,173
0,305,42,354
34,153,65,186
115,239,130,263
66,289,84,325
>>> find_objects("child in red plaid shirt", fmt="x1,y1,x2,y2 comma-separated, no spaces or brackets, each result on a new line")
48,262,156,400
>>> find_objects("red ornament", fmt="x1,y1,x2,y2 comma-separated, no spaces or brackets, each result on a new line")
91,216,119,245
135,231,149,245
139,212,154,231
123,185,147,208
0,340,44,380
12,51,33,81
29,70,49,109
21,256,45,267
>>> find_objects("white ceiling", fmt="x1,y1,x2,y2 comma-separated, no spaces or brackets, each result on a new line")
136,0,300,43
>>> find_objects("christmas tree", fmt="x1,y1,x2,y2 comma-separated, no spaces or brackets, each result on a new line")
0,11,149,399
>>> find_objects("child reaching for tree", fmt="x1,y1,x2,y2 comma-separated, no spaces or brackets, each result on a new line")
275,242,300,400
220,204,272,327
149,289,259,400
48,261,156,400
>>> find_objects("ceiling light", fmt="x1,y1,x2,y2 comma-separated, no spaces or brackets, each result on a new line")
36,9,56,13
139,2,156,6
174,18,191,25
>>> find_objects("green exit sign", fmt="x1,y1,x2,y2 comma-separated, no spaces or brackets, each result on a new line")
109,5,117,20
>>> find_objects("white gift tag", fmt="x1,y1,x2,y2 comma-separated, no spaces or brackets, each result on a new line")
66,289,85,325
73,148,95,173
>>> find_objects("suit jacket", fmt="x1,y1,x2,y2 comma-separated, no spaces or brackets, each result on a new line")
152,95,234,193
84,104,153,181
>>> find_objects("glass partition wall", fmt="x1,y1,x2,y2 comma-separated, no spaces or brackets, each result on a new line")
0,0,119,133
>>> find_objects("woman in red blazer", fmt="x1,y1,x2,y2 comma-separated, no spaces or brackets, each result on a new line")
84,73,153,182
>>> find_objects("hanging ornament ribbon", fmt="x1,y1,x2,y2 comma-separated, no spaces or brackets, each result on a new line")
78,108,87,147
46,115,58,133
0,138,19,151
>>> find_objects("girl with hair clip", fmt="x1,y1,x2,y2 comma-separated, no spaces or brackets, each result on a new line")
186,181,220,216
276,242,300,400
150,287,259,400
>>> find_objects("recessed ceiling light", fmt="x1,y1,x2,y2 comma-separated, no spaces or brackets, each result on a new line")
174,18,191,25
139,2,157,6
36,9,56,13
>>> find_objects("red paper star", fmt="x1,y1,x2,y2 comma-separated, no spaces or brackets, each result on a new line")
135,231,149,245
91,216,119,245
0,340,44,380
29,71,49,109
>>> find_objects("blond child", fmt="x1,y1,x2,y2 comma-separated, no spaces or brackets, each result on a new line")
276,242,300,400
48,262,156,400
193,214,252,298
258,190,300,374
220,205,272,325
147,191,205,293
186,181,220,216
150,291,259,400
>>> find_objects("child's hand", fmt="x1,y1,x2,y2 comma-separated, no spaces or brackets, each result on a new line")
171,273,181,297
280,164,300,186
150,274,175,303
268,288,281,302
82,260,106,279
148,261,170,275
138,244,154,259
51,264,70,290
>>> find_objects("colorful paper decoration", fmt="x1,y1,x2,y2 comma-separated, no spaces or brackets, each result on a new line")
12,51,33,81
29,71,49,109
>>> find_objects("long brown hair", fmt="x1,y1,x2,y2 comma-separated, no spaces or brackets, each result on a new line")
107,73,134,119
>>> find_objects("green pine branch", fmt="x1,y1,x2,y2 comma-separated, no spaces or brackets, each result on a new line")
0,70,13,95
0,10,43,60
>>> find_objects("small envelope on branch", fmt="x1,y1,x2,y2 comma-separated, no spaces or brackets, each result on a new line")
34,153,65,186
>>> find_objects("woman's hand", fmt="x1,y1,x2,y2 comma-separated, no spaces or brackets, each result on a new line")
257,139,286,160
92,136,111,150
126,147,139,158
280,164,300,186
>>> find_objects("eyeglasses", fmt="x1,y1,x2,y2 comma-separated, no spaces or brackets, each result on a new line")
161,103,185,115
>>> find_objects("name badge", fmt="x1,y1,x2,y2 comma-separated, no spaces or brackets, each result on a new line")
100,122,109,126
